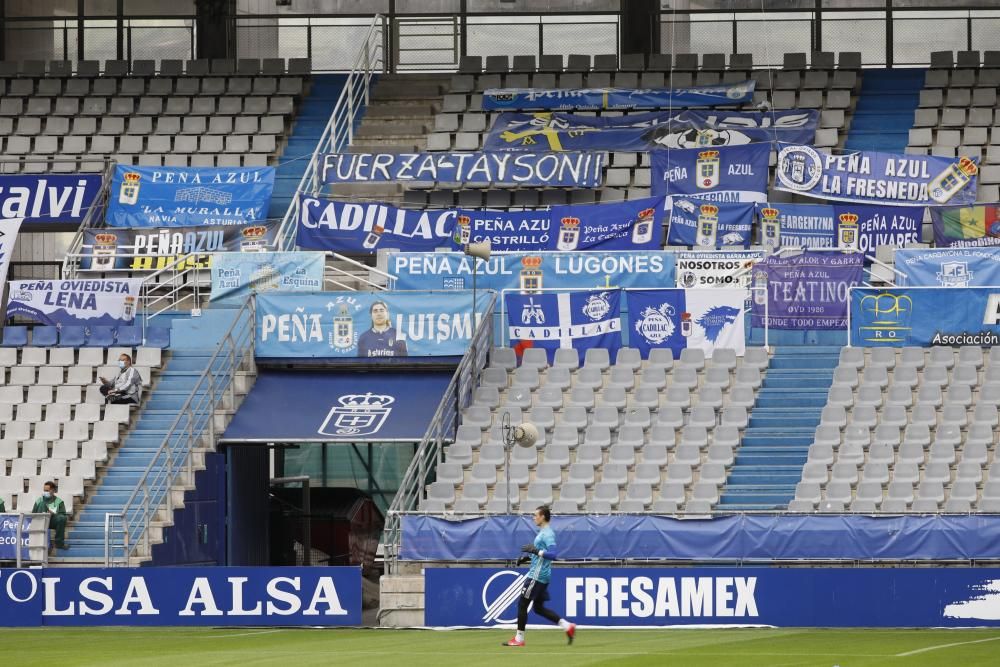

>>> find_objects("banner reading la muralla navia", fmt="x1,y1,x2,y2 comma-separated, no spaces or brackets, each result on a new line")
651,143,770,204
80,221,280,272
255,291,485,358
484,109,818,152
481,81,755,111
627,288,746,360
5,278,142,326
774,143,979,207
388,250,676,293
0,175,102,224
209,251,325,304
105,165,276,228
0,218,24,288
0,567,361,627
755,202,922,254
894,247,1000,287
851,287,1000,347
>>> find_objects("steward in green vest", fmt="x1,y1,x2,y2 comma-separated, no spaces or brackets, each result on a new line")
32,481,68,550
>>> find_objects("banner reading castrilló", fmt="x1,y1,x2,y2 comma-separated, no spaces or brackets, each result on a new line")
774,144,979,207
755,202,922,254
210,251,325,304
481,81,755,111
5,278,142,326
750,251,864,330
930,204,1000,247
651,143,770,204
667,199,755,248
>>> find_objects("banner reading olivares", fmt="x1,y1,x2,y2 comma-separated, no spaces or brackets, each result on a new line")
80,221,280,272
320,152,604,187
5,278,142,326
774,144,979,207
651,143,770,203
850,287,1000,347
209,251,325,304
255,291,485,358
105,166,276,228
484,109,818,152
0,567,361,627
754,202,922,254
751,251,864,330
0,175,102,224
481,81,755,111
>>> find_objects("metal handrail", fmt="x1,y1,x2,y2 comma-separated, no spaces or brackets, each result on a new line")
61,160,116,280
104,299,255,563
273,14,385,252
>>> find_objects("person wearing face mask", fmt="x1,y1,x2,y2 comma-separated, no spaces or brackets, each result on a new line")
98,353,143,405
32,481,68,551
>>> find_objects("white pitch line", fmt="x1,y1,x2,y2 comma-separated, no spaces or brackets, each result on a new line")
895,635,1000,657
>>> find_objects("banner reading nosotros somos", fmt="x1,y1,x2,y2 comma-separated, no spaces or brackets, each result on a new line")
755,202,922,253
106,166,276,228
675,250,763,289
80,221,280,272
485,110,818,152
0,175,102,224
774,143,979,207
851,287,1000,347
894,247,1000,287
297,197,456,254
320,152,604,187
667,199,754,248
255,291,482,358
627,288,746,360
931,204,1000,247
750,251,864,330
651,143,770,203
210,251,325,304
481,81,755,111
5,278,142,326
388,251,676,292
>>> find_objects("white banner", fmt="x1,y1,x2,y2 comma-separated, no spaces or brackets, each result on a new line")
675,250,763,289
6,278,142,326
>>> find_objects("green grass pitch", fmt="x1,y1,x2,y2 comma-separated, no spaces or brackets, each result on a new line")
3,627,1000,666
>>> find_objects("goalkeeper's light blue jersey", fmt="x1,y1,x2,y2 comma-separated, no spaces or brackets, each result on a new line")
527,526,556,584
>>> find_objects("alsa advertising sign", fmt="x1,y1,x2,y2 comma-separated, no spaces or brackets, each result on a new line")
0,567,361,626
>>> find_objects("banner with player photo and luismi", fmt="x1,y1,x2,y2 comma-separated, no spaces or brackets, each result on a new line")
0,218,24,288
651,143,770,204
481,81,755,111
893,247,1000,287
80,221,280,272
774,143,979,207
105,165,276,228
627,288,746,359
5,278,142,326
504,289,621,364
849,287,1000,347
484,109,818,152
667,199,755,248
209,251,325,304
750,250,864,330
675,250,763,290
255,291,484,358
755,202,922,255
930,204,1000,247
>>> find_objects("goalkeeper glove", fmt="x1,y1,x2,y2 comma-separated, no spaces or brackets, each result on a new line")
516,555,531,566
521,543,539,555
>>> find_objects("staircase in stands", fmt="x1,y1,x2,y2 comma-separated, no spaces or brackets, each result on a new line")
718,346,840,510
844,68,924,153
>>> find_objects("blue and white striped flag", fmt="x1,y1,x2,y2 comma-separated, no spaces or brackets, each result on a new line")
505,289,621,364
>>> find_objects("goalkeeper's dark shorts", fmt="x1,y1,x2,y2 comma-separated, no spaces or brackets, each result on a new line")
521,577,550,603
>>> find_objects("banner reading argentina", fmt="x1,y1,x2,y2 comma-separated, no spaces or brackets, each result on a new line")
320,152,604,187
930,205,1000,247
667,199,754,248
627,288,746,359
297,196,456,254
482,81,755,111
756,202,922,254
256,291,486,358
850,287,1000,347
750,251,863,330
485,110,818,152
6,278,142,326
210,251,325,304
774,144,979,207
894,247,1000,287
651,143,770,204
505,289,621,363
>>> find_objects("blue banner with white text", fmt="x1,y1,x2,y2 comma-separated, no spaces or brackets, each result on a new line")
651,143,770,203
895,247,1000,287
0,515,33,561
485,109,818,152
5,278,141,326
547,196,665,251
668,199,754,248
505,289,621,363
210,251,325,304
851,287,1000,347
106,166,275,228
775,143,979,207
627,288,746,359
0,567,361,627
751,251,864,330
320,152,604,187
755,202,923,254
0,175,102,224
481,81,755,111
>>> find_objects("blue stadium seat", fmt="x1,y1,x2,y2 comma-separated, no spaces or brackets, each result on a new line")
145,327,171,348
115,326,143,347
85,326,116,347
1,326,28,347
31,326,59,346
58,326,86,347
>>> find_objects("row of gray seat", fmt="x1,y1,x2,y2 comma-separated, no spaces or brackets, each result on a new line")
0,58,311,78
930,50,1000,69
924,69,1000,88
0,76,303,98
0,95,295,117
0,115,285,137
0,134,277,156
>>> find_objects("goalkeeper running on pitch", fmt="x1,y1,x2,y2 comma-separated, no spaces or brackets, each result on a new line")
503,505,576,647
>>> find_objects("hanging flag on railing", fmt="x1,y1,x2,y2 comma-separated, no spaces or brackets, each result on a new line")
505,289,621,363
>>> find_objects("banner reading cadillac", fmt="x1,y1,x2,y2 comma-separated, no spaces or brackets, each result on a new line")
106,166,276,228
5,278,142,326
389,250,676,293
755,202,922,254
931,204,1000,247
505,289,621,363
651,143,770,204
210,251,325,304
0,218,24,288
627,288,746,359
80,222,279,272
255,291,484,358
667,199,754,248
320,152,604,187
774,143,979,207
0,175,102,224
675,250,763,289
297,196,456,254
750,251,863,329
484,109,818,152
850,287,1000,347
481,81,755,111
894,247,1000,287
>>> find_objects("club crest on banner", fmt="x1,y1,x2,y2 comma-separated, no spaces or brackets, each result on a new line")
557,216,581,251
318,392,395,437
519,256,544,293
697,204,719,247
838,212,859,249
776,145,823,191
634,302,677,344
929,156,979,204
856,292,914,344
520,298,545,324
119,171,141,205
937,261,974,287
582,292,612,321
696,150,720,189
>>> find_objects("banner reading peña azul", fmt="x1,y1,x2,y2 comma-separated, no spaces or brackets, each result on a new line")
651,143,770,204
755,202,922,254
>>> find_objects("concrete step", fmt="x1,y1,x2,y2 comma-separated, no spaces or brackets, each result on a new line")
365,102,440,118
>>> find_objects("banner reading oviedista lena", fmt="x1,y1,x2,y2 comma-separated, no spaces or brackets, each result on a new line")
5,278,142,326
667,199,754,248
774,144,979,207
750,251,863,330
850,287,1000,347
481,81,755,111
755,202,922,254
627,288,746,360
0,175,102,224
0,218,24,288
255,291,484,358
505,289,621,364
210,251,325,304
930,204,1000,247
320,152,604,187
651,143,770,204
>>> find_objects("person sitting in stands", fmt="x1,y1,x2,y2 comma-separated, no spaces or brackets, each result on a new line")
32,481,68,551
99,353,142,405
